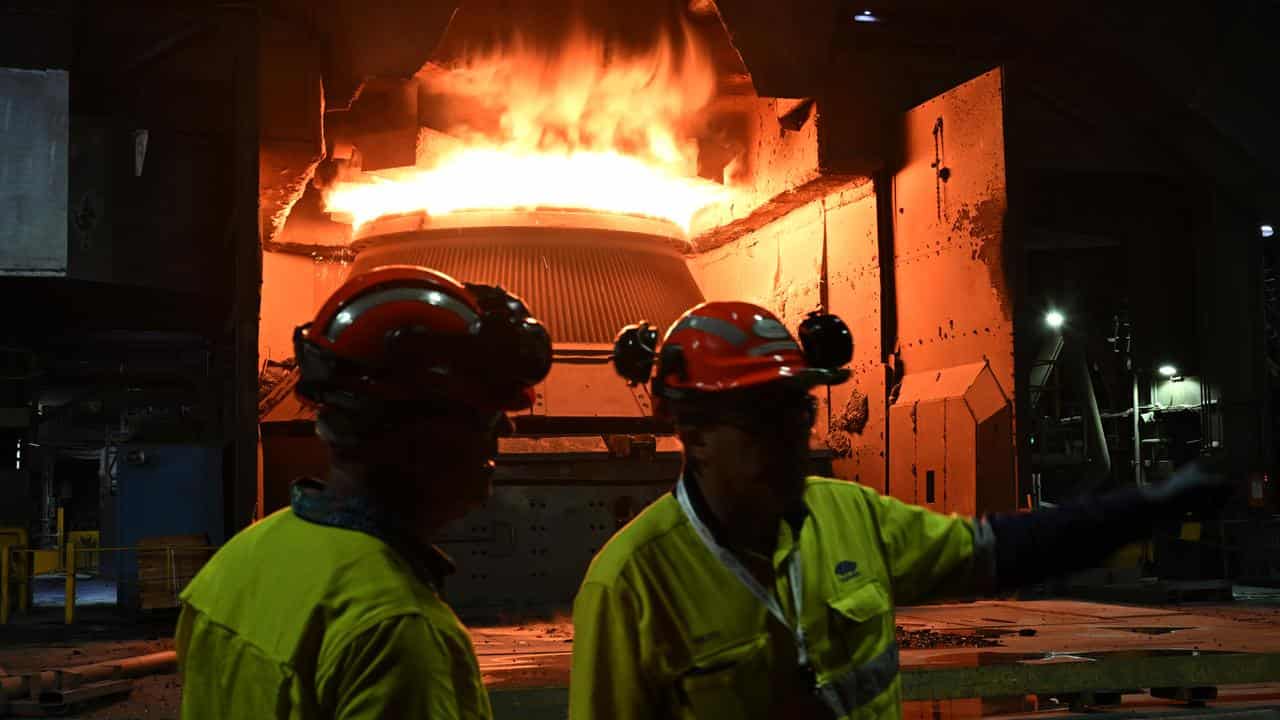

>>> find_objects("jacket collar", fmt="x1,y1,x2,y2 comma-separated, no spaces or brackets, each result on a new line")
290,477,455,590
676,472,810,553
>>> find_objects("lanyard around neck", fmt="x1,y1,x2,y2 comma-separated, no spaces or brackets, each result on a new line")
674,477,811,668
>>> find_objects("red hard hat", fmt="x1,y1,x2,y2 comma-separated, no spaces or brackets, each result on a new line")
294,265,552,413
613,301,852,413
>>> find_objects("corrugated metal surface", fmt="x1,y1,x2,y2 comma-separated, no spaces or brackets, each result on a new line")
352,227,704,344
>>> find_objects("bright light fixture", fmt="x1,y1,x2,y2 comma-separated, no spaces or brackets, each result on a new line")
1262,224,1275,238
1044,310,1065,329
854,10,880,22
1158,364,1178,377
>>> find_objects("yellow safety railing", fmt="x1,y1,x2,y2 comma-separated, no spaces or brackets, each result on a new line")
2,542,218,625
0,543,33,625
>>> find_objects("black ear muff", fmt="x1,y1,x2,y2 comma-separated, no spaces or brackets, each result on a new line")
653,343,688,400
466,283,553,388
798,311,853,370
510,317,553,385
294,323,340,403
612,322,660,384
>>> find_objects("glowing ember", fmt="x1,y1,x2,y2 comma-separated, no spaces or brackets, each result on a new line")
325,23,731,234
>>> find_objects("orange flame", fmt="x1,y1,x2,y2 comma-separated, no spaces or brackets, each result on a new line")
325,23,730,234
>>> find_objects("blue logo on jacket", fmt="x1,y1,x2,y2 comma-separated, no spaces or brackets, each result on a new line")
835,560,859,581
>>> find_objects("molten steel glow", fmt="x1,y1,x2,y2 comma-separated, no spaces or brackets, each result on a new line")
325,23,730,234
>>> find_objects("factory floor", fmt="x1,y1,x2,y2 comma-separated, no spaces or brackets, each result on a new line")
1,599,1278,718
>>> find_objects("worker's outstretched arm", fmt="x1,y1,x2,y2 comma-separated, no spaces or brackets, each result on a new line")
985,459,1231,593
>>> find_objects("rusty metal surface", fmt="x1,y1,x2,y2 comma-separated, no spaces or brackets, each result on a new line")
889,68,1015,511
351,219,703,345
260,251,350,364
690,170,903,486
889,362,1015,515
691,96,826,240
691,178,889,482
892,68,1013,391
538,358,654,419
826,184,888,488
437,483,672,616
688,193,832,446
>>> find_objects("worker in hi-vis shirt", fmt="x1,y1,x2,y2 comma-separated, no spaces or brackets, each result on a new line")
178,266,552,719
572,301,1229,720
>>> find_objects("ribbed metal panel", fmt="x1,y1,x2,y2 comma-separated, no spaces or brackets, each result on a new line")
351,226,704,345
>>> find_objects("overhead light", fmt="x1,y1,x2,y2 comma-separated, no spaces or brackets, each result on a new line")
1262,224,1275,238
854,10,880,22
1044,310,1065,330
1158,364,1178,378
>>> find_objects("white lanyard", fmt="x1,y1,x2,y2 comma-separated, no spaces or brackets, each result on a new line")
674,477,811,668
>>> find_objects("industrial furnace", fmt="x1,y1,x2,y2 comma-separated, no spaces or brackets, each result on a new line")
258,3,1017,615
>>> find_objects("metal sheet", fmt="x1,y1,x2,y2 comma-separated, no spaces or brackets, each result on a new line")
0,68,68,276
689,199,826,329
891,69,1014,511
826,186,887,489
915,400,946,512
898,362,990,405
687,197,833,454
538,355,650,419
892,68,1012,395
966,363,1011,423
944,397,977,517
888,402,917,503
437,483,673,616
890,363,1014,514
975,402,1017,513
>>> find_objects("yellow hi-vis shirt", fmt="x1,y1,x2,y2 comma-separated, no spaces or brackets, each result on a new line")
176,508,491,720
570,477,985,720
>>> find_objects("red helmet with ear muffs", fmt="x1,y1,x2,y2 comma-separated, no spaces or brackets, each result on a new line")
612,301,852,416
294,265,552,413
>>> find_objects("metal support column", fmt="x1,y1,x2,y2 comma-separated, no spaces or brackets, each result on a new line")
1,546,10,625
63,540,75,625
1133,372,1143,486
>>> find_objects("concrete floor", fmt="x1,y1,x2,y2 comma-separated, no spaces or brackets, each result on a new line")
2,599,1278,718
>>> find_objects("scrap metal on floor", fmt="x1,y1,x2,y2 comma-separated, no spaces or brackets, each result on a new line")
1,600,1278,718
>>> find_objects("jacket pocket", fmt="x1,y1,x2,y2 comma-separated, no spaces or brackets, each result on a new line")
824,578,893,664
828,578,891,623
678,634,771,719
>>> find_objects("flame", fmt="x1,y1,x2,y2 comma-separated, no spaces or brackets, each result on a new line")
325,23,730,234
